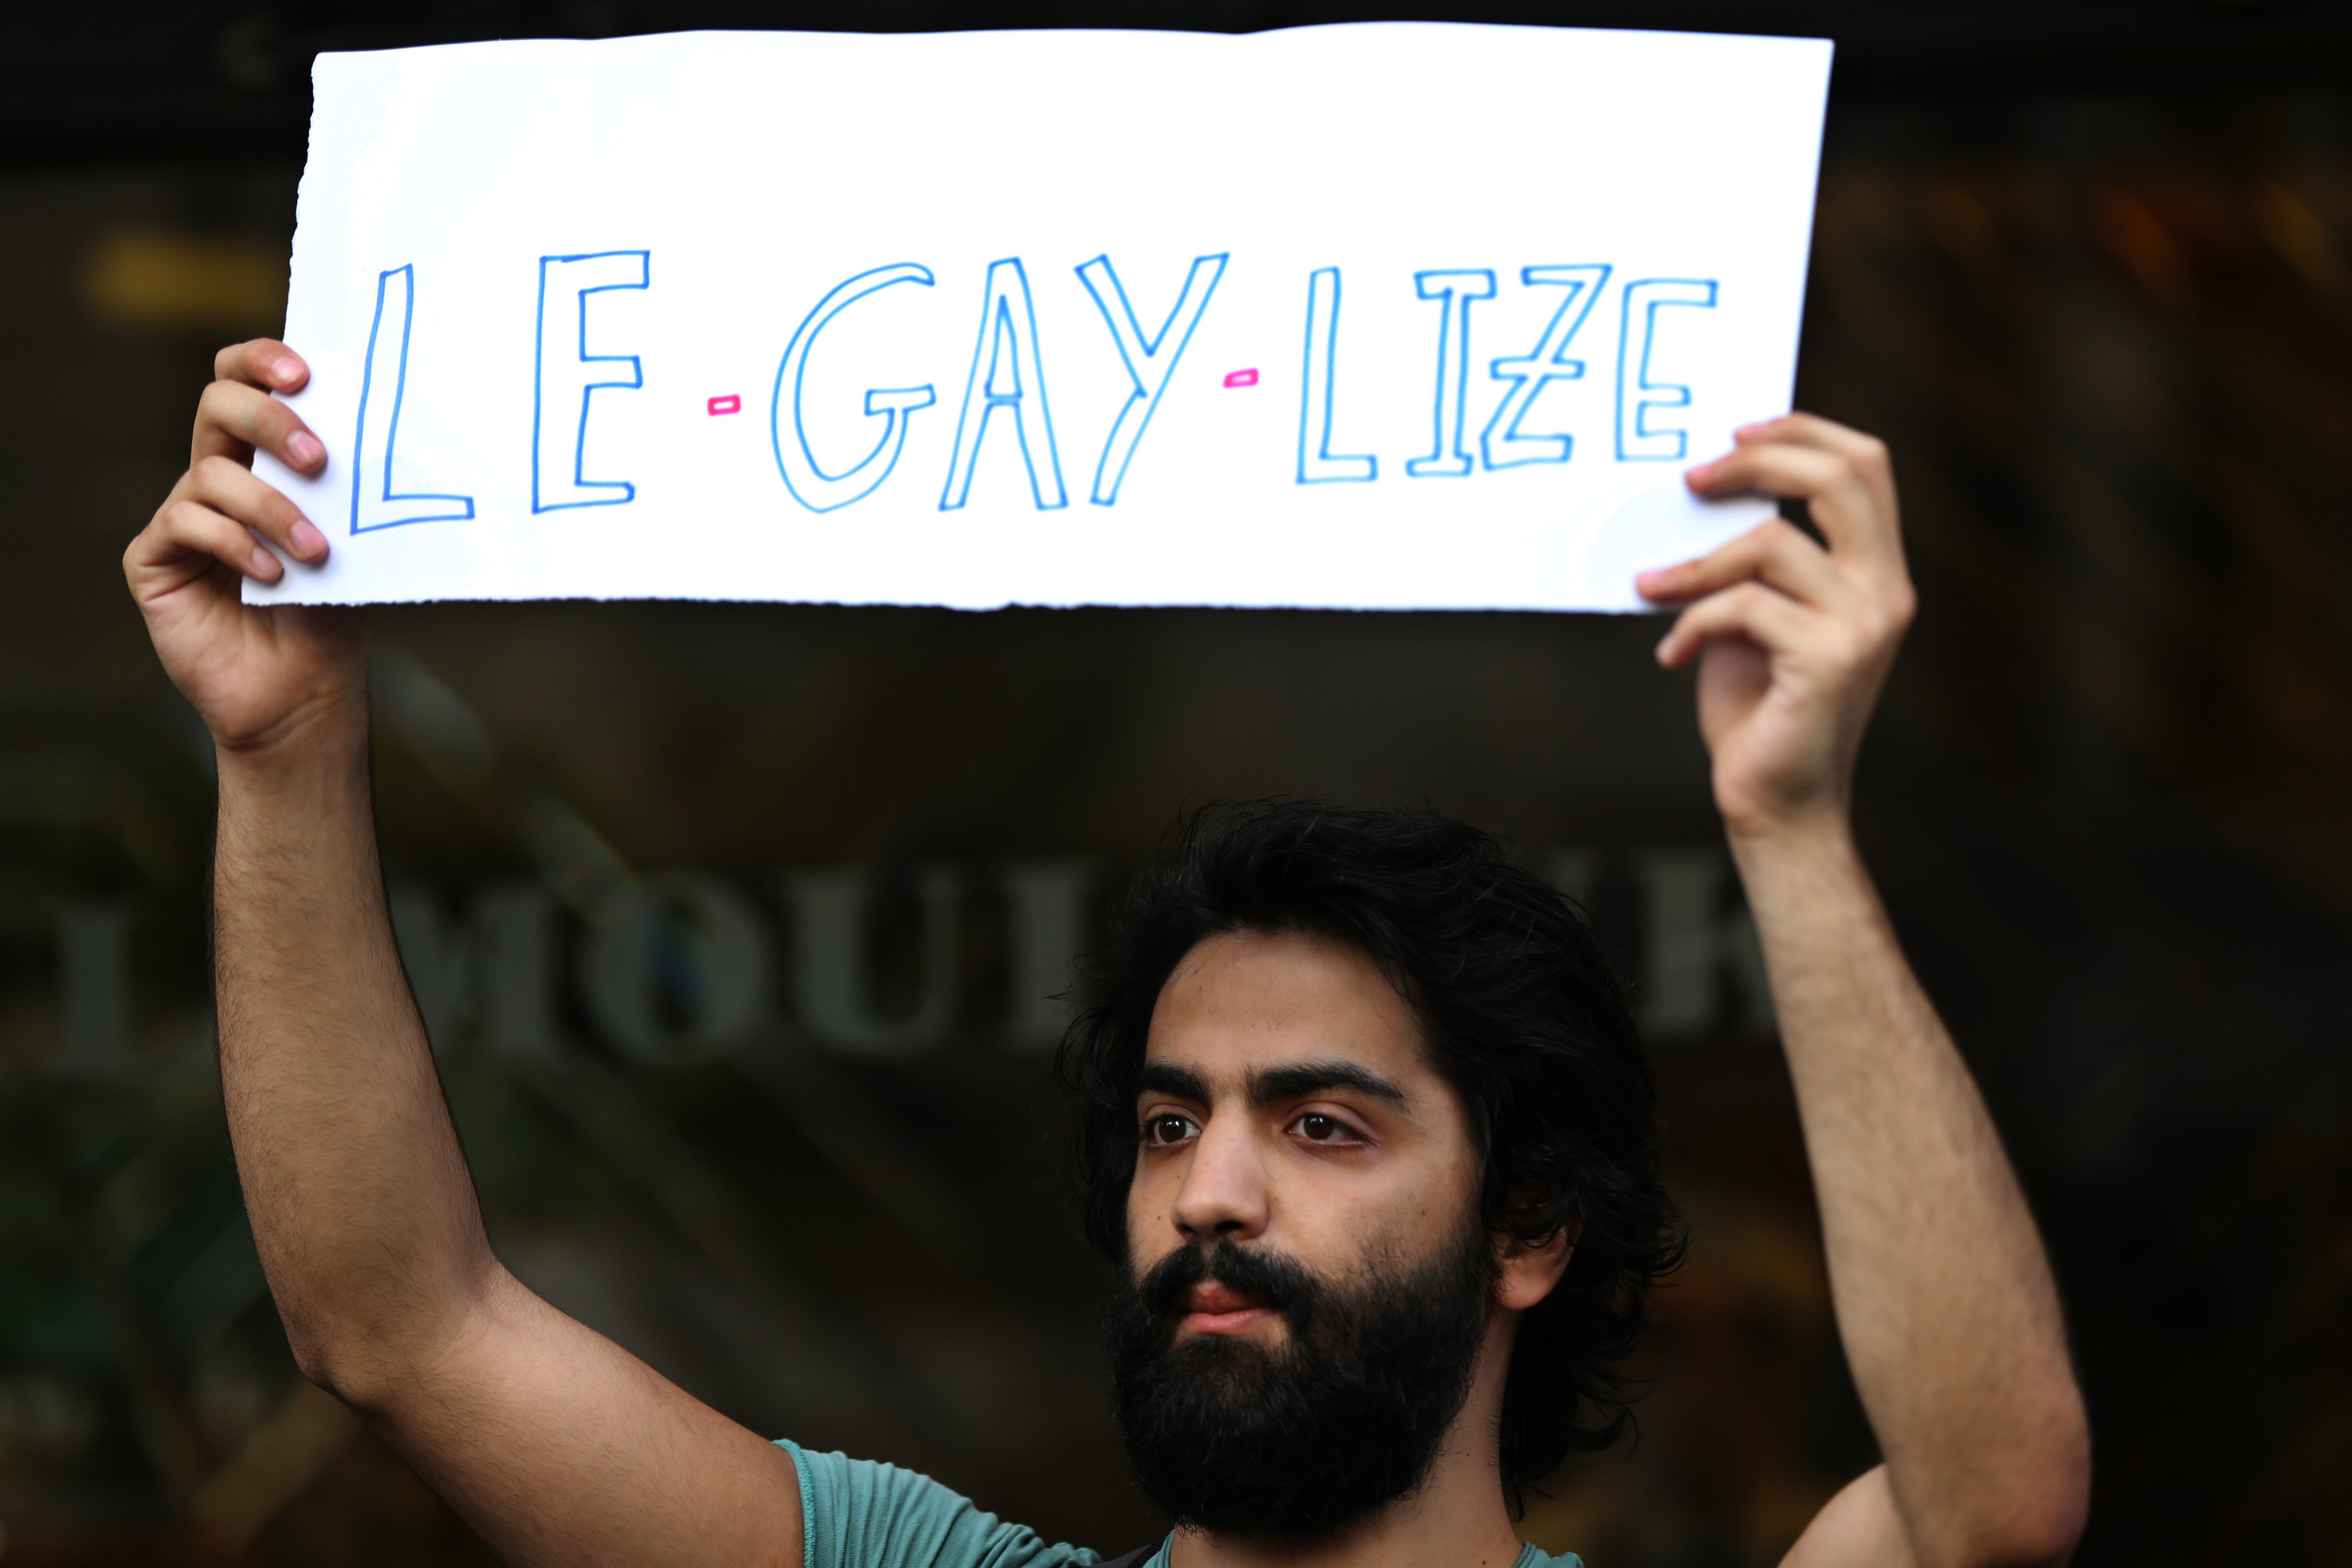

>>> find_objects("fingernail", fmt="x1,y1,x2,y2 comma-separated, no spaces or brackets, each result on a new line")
1735,420,1767,437
250,545,282,579
291,520,326,558
287,430,325,468
273,356,303,386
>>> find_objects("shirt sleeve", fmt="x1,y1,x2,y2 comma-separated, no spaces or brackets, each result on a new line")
779,1439,1102,1568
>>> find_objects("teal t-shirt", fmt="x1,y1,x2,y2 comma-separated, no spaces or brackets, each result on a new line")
776,1440,1584,1568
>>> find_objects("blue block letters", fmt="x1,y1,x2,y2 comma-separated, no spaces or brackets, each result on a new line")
1615,278,1718,461
1406,270,1497,478
940,259,1066,512
533,251,650,513
772,264,937,514
1481,263,1610,470
1077,252,1226,506
350,263,474,534
344,252,1739,532
1296,267,1376,485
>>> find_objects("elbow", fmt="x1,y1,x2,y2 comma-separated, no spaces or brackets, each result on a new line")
281,1261,514,1419
1980,1480,2089,1568
1944,1407,2092,1568
284,1318,394,1415
278,1295,345,1393
279,1290,459,1417
2010,1394,2092,1568
270,1251,508,1417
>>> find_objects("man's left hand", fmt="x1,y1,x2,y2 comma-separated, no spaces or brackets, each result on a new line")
1638,414,1916,842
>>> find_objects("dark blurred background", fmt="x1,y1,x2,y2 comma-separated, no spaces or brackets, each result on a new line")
4,2,2350,1563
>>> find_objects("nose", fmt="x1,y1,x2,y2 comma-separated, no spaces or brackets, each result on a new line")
1167,1114,1272,1245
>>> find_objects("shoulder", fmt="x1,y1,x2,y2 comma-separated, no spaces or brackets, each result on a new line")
779,1440,1102,1568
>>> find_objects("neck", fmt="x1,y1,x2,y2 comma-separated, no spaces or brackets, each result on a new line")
1168,1315,1527,1568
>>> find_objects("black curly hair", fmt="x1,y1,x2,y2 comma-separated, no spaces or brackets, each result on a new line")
1058,799,1686,1491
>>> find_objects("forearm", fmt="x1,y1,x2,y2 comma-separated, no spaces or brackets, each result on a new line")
213,707,499,1408
1734,821,2088,1568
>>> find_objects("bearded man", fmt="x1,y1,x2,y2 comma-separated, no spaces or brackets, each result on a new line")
123,336,2090,1568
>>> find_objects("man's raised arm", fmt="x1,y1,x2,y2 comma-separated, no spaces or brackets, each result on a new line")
1646,418,2092,1568
125,340,803,1568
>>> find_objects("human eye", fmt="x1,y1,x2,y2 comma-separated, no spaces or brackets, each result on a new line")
1140,1112,1201,1148
1287,1111,1367,1147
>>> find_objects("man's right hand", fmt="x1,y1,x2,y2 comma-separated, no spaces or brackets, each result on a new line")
123,339,368,757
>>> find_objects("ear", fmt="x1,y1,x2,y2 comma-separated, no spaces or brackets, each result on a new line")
1494,1221,1577,1312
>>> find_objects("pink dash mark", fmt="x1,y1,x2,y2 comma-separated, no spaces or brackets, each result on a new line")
707,394,742,416
1223,368,1259,389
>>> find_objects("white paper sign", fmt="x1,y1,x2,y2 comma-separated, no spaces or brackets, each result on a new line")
250,24,1831,612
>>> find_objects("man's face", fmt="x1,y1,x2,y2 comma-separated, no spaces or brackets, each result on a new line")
1109,927,1496,1535
1123,927,1486,1324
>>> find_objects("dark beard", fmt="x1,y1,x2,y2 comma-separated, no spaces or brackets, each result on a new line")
1105,1221,1494,1539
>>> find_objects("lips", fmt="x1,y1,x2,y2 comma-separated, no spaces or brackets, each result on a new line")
1181,1279,1276,1336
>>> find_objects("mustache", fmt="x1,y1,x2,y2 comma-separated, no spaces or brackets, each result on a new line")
1137,1237,1324,1326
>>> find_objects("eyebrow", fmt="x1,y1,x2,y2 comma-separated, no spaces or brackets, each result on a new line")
1134,1058,1410,1112
1136,1063,1212,1105
1247,1060,1410,1112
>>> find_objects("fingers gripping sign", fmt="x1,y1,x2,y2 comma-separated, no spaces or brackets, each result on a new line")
125,339,370,757
1636,414,1916,837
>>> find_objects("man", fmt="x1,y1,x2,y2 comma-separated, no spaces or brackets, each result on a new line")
125,338,2090,1568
